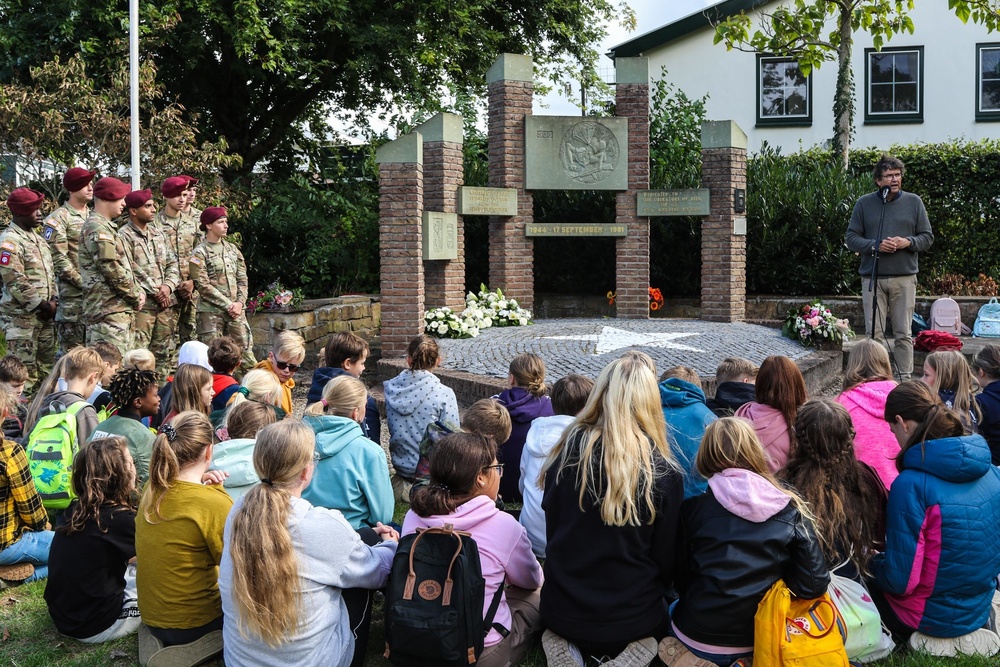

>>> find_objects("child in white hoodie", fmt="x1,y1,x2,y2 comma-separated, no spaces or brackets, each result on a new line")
519,374,593,557
383,335,459,502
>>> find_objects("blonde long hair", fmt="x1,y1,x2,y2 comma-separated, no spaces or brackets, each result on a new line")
842,339,894,391
140,411,214,523
923,350,982,429
304,376,367,418
228,420,315,646
540,354,674,527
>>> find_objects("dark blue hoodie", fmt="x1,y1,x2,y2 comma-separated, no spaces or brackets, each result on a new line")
494,387,553,502
659,378,717,499
307,366,380,445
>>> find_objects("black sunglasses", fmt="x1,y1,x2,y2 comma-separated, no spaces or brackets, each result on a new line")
275,360,300,372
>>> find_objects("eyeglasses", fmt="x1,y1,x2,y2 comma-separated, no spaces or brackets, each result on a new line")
483,463,505,477
880,172,902,181
275,360,300,373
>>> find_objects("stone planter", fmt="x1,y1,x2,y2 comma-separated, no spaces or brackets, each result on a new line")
247,295,380,361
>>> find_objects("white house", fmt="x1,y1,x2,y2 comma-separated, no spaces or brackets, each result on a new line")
609,0,1000,153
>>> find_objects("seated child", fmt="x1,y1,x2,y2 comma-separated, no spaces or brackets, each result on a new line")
921,350,981,433
90,369,161,485
0,385,52,584
207,336,242,412
215,369,286,428
135,411,231,654
45,437,141,642
663,417,829,667
494,353,553,502
87,342,122,415
973,345,1000,464
383,335,459,503
705,357,756,417
734,355,807,473
659,366,717,499
254,330,305,416
153,341,211,428
303,376,393,529
162,363,213,423
404,432,543,667
308,332,379,444
519,373,592,558
34,346,102,449
413,398,512,484
211,401,277,500
122,349,156,372
219,421,398,667
0,355,28,441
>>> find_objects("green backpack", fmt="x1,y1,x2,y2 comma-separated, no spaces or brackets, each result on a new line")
26,400,89,510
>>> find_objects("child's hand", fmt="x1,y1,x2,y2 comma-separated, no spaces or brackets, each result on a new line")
202,470,229,486
374,522,400,542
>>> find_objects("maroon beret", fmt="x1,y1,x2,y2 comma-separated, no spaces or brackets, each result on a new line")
6,188,45,216
199,206,227,228
63,167,97,192
180,175,199,188
124,189,153,210
161,176,188,198
93,177,131,202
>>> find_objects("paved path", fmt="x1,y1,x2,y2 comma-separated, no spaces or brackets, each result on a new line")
435,318,814,382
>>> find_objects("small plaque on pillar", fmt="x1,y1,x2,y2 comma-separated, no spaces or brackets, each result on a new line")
525,117,629,191
422,212,458,260
459,187,518,216
637,189,711,216
734,216,747,236
525,223,627,237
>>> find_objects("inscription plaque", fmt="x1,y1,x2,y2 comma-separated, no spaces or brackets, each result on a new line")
422,211,458,260
458,187,518,216
525,117,629,191
637,189,711,217
524,223,627,237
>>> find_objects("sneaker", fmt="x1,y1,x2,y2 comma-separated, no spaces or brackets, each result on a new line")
542,629,585,667
909,628,1000,657
657,637,719,667
990,590,1000,633
146,629,223,667
730,658,753,667
138,624,165,666
604,637,657,667
0,562,34,582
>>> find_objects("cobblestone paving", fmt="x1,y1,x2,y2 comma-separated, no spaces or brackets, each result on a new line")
436,318,814,382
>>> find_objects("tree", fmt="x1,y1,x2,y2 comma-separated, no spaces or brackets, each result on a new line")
0,0,635,180
950,0,1000,30
714,0,915,169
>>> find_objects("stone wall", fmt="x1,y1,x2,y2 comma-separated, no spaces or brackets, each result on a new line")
247,296,381,360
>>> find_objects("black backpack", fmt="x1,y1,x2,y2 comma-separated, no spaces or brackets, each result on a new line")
384,524,507,666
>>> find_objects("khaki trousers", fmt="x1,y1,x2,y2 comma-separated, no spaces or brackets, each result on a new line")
477,585,542,667
860,274,917,377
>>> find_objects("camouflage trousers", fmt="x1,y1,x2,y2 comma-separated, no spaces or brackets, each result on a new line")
197,310,257,376
3,314,56,395
85,311,135,357
135,307,179,378
55,321,86,356
178,293,199,344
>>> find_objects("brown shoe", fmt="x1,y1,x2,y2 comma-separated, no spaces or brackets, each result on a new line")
0,562,34,582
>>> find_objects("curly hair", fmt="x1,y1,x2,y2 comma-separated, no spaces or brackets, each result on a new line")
108,368,161,410
60,437,137,535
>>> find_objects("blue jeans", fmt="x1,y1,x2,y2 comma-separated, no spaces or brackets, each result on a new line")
0,530,53,581
668,600,752,667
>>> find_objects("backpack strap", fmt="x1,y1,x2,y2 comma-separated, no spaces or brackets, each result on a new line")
403,525,472,605
484,574,509,638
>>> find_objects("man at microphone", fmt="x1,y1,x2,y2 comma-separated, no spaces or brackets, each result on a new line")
845,155,933,380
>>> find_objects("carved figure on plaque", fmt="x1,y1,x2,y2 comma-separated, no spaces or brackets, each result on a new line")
559,122,619,185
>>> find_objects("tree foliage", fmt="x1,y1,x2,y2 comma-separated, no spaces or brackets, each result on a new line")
0,0,636,180
950,0,1000,30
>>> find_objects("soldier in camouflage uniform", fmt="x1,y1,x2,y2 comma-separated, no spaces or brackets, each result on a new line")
181,175,202,222
0,188,57,393
42,167,95,355
190,206,256,373
120,189,180,378
79,177,145,355
155,176,201,344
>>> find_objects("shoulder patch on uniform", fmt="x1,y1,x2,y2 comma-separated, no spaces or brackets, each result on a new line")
0,240,15,252
97,232,114,242
190,255,203,266
0,250,10,266
42,225,56,241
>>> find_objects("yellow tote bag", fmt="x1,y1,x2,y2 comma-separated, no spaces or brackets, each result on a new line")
754,579,851,667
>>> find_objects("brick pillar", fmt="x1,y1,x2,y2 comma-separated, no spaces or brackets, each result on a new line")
700,121,748,323
614,57,651,319
417,112,466,311
376,133,424,357
486,53,534,311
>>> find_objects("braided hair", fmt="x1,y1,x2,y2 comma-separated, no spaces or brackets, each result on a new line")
108,368,161,411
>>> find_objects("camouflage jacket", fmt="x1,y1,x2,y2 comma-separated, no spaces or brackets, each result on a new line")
119,221,180,310
0,223,56,315
189,239,247,313
79,211,143,320
42,203,87,320
155,210,201,282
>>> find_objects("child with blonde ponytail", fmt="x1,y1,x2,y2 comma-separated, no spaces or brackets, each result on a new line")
219,420,398,667
494,352,553,501
135,411,231,660
303,376,393,529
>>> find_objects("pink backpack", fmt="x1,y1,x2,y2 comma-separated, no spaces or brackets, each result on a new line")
929,297,963,335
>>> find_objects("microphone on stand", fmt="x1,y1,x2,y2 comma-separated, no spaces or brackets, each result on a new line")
879,185,892,203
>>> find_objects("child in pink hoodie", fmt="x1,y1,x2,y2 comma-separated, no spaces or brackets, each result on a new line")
734,356,806,473
836,339,899,490
402,432,543,667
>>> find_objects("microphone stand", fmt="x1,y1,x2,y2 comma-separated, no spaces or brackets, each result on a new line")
868,186,902,382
